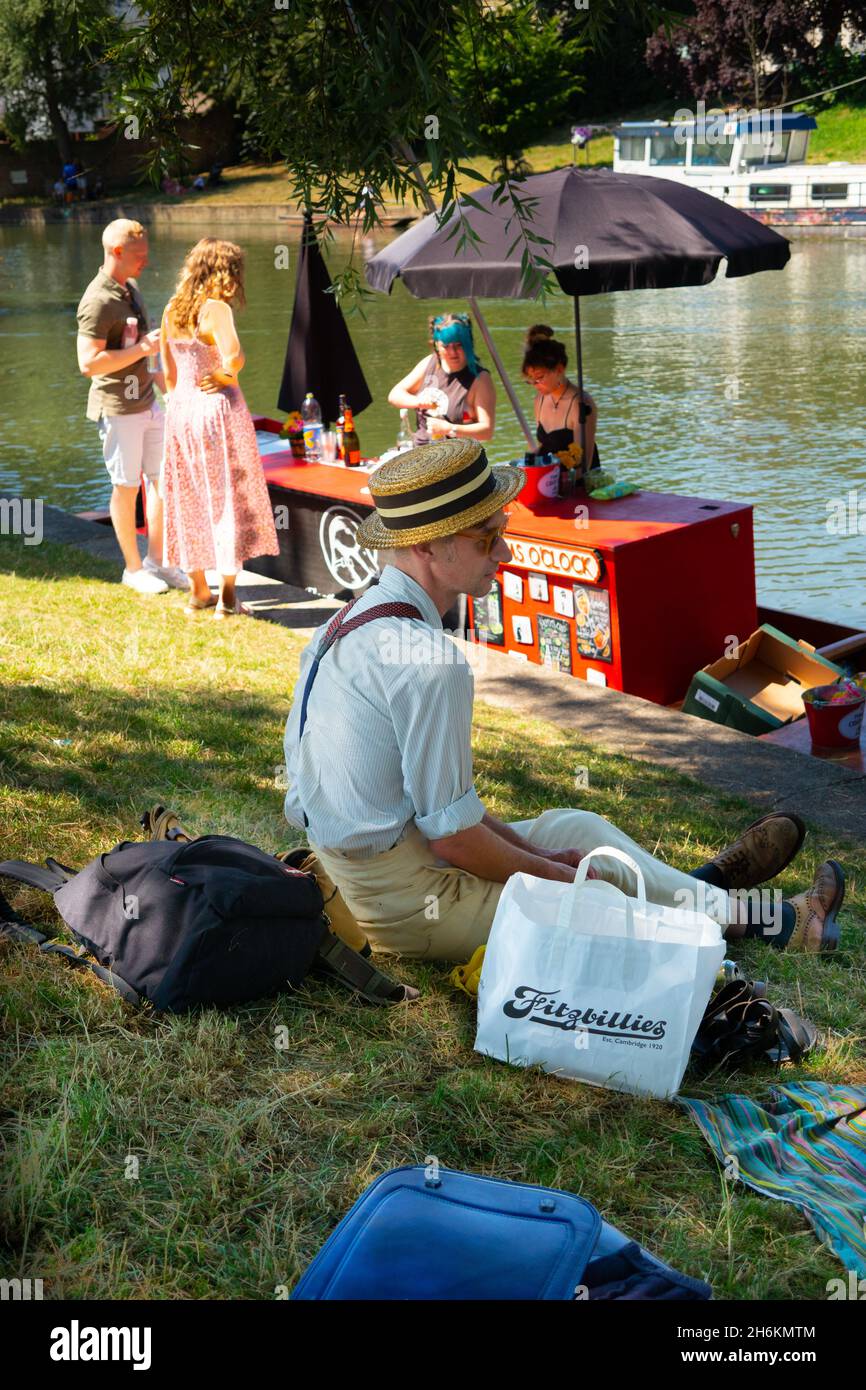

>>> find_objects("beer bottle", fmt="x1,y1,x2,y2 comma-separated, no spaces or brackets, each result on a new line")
342,407,361,467
336,393,348,459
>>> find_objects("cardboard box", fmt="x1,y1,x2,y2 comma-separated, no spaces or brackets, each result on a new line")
683,624,844,734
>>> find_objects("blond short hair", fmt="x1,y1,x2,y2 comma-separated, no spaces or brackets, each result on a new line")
102,219,146,253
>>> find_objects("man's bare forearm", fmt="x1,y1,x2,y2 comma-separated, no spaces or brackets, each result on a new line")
430,821,573,884
482,811,537,854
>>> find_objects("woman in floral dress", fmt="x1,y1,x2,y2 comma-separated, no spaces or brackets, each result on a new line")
160,238,278,617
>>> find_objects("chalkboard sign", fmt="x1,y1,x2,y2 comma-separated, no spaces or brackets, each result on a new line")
472,580,505,646
537,614,573,674
573,584,612,663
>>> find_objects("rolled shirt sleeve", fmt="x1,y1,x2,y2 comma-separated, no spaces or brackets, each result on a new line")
389,653,485,842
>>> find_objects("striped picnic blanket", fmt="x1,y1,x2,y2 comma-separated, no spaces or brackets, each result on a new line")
681,1082,866,1277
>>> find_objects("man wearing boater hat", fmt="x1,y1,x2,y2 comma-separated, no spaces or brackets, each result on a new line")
283,441,845,961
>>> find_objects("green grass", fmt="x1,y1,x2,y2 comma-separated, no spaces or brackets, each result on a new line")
803,102,866,163
1,537,864,1300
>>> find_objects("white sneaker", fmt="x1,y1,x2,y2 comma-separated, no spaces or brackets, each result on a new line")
122,566,169,595
143,555,189,590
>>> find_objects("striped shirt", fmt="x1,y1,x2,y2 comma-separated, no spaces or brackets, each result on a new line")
283,565,485,855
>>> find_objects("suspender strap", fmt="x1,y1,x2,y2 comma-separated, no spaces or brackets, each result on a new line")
297,596,424,828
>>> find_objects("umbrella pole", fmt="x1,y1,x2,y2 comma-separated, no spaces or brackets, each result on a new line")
574,295,587,472
468,296,535,450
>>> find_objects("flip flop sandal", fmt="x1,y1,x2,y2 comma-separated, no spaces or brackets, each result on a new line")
214,600,251,620
185,594,218,615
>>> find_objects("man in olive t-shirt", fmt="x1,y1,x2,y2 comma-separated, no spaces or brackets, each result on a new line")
76,219,186,595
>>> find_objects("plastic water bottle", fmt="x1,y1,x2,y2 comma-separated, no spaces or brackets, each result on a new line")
397,408,412,448
301,392,323,461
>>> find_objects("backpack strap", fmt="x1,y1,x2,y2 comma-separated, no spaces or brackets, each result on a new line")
38,942,142,1008
297,595,424,827
0,859,70,893
0,860,142,1007
314,930,419,1006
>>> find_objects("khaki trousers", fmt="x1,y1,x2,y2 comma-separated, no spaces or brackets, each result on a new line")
312,808,731,962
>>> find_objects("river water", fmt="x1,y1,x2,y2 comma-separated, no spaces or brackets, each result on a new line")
1,222,864,626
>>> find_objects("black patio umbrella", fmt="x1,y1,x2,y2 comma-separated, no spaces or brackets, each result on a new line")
366,167,791,458
278,213,372,424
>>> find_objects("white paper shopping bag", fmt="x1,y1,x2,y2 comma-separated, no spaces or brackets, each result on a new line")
474,846,725,1100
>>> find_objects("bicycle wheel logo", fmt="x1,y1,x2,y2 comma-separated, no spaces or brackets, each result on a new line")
319,506,378,590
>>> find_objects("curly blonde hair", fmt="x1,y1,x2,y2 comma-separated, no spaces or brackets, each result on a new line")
169,237,246,337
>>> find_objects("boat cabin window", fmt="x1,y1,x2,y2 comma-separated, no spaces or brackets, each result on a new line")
690,138,735,167
741,133,792,166
649,132,686,166
619,135,648,161
811,183,849,201
748,183,791,203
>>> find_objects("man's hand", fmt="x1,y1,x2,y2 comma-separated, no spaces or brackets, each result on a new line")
199,368,237,394
539,848,598,879
139,329,161,357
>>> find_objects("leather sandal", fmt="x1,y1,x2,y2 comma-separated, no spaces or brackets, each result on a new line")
691,972,818,1068
139,805,195,843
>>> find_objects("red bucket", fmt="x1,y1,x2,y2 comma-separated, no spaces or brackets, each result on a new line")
803,682,865,749
519,461,560,505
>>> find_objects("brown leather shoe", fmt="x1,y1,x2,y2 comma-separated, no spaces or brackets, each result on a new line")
708,812,806,891
785,860,844,952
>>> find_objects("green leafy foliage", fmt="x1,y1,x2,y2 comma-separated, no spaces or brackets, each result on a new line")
448,2,586,175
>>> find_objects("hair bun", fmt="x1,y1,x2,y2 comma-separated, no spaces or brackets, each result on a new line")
526,324,554,346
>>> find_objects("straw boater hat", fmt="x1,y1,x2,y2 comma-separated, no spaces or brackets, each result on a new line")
356,440,525,550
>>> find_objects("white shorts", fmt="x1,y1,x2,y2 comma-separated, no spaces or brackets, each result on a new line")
98,405,165,489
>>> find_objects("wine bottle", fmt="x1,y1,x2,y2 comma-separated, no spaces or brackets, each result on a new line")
342,407,361,467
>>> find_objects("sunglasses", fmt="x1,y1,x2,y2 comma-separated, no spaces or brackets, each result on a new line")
455,522,509,556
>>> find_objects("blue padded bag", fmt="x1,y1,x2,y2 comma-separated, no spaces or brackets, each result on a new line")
292,1166,711,1301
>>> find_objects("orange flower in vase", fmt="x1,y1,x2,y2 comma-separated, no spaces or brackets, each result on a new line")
281,410,306,459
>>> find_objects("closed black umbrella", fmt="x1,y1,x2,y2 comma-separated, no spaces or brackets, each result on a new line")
278,214,372,424
366,167,790,458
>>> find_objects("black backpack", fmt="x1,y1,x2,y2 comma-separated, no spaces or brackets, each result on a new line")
0,835,415,1012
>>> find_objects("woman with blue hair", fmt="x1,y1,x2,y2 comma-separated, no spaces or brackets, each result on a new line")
388,312,497,446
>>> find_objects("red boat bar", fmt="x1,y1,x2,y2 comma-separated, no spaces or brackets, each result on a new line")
250,418,757,706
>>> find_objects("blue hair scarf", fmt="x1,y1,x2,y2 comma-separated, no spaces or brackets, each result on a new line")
433,319,479,376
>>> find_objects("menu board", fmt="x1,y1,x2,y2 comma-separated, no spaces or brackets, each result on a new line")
573,584,612,663
472,581,505,646
537,614,573,674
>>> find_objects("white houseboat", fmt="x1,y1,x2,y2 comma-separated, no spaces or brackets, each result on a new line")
612,113,866,226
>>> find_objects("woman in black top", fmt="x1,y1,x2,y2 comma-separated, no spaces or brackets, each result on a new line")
522,324,599,469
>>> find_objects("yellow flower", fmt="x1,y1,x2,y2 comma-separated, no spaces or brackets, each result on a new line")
555,442,583,468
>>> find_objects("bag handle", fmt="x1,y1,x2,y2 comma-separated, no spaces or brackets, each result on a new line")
555,845,647,930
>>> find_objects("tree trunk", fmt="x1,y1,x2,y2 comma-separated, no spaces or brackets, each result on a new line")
42,61,73,165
